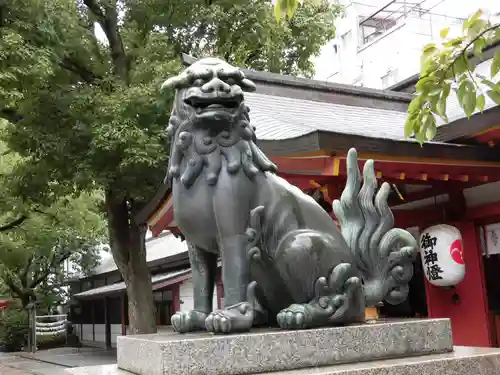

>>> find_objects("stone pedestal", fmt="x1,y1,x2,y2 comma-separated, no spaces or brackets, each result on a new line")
117,319,452,375
66,318,500,375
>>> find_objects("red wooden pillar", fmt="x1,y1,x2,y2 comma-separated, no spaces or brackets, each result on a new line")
424,220,492,347
121,294,127,336
171,284,181,313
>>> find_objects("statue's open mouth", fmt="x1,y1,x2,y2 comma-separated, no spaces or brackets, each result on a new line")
184,95,243,114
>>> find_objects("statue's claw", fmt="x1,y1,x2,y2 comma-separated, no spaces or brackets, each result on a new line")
171,310,208,333
277,304,308,330
205,281,257,334
205,302,254,333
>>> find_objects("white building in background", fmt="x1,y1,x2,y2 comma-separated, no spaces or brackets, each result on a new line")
314,0,500,89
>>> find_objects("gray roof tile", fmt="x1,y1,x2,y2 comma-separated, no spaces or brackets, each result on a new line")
245,92,408,141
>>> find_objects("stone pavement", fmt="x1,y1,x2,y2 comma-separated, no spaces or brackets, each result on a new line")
0,348,117,375
0,353,68,375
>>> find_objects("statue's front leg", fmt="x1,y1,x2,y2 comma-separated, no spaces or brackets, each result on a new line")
205,234,255,333
171,242,217,333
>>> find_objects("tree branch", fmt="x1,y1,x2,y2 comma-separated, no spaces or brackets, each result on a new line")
0,207,61,233
83,0,129,83
2,271,24,299
19,255,34,288
423,23,500,83
0,108,23,123
60,56,102,84
0,215,27,232
29,250,71,289
443,23,500,80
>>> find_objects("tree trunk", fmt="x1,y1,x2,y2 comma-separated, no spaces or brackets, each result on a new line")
105,191,156,334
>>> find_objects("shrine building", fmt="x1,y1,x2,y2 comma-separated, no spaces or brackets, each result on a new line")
69,49,500,349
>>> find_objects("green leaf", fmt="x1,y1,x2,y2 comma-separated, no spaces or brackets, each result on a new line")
440,27,450,39
467,19,488,40
473,37,486,58
285,0,299,19
415,76,438,94
457,80,476,118
425,117,437,140
436,83,450,122
480,78,497,90
463,9,484,31
453,55,469,76
407,95,425,117
404,118,415,138
444,37,464,47
476,94,486,112
492,51,500,77
487,90,500,105
274,0,283,23
422,43,437,57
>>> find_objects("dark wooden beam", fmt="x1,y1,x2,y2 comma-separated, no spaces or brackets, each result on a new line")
389,185,457,206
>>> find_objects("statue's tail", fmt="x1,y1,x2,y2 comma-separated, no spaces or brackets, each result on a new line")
332,149,418,307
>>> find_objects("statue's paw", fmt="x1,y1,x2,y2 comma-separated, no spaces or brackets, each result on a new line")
277,304,309,330
171,310,208,333
205,302,254,334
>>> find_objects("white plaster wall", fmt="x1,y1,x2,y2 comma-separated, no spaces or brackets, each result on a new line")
111,324,122,344
94,324,106,344
75,324,122,348
179,278,218,312
80,324,94,341
314,0,500,88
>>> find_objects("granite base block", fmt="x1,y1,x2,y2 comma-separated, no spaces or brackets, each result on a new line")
116,318,453,375
67,346,500,375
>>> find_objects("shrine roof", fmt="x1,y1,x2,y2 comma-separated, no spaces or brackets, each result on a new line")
245,92,408,141
133,55,500,227
74,268,191,299
72,232,188,280
179,54,499,148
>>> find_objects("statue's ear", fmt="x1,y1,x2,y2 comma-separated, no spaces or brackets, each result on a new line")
240,78,256,92
161,72,189,92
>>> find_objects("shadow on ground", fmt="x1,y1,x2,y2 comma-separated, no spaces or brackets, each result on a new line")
18,347,117,368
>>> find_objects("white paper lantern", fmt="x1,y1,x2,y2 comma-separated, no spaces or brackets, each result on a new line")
419,224,465,287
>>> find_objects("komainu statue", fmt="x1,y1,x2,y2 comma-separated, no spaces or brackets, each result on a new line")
161,57,417,334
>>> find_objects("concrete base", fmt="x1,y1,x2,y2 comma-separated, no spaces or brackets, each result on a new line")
66,346,500,375
116,319,452,375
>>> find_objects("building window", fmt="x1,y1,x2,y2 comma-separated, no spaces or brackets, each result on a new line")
381,69,398,88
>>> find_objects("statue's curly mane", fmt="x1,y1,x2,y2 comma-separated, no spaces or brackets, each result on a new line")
166,91,277,188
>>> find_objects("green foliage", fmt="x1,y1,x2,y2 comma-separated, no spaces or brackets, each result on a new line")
0,130,107,307
273,0,328,24
0,0,340,206
405,9,500,144
0,307,29,352
0,0,341,332
0,191,106,306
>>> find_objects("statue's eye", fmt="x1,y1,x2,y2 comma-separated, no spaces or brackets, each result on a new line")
225,78,236,86
193,79,205,86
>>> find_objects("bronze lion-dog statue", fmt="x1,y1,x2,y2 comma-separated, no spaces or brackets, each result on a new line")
161,57,417,334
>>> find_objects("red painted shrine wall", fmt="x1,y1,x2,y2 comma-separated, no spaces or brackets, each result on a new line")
423,220,491,347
